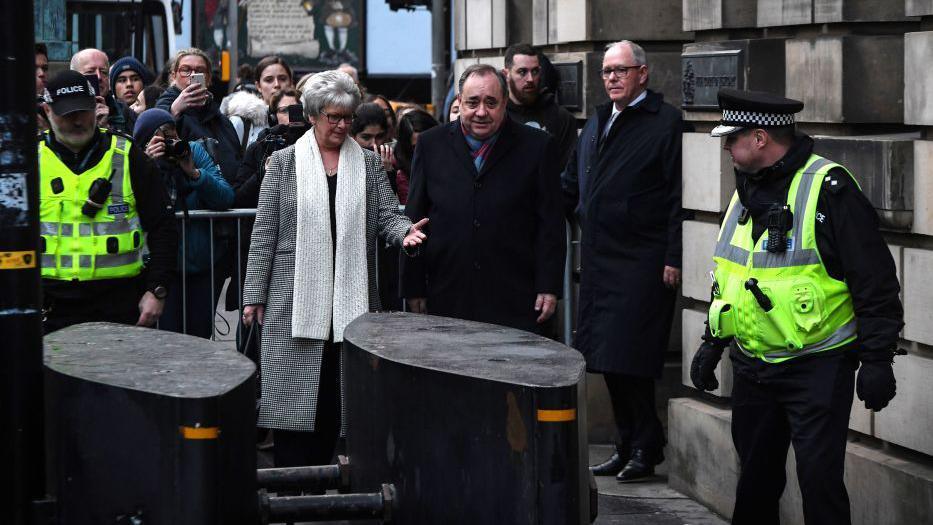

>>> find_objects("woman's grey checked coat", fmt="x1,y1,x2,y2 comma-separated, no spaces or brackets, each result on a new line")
242,144,412,432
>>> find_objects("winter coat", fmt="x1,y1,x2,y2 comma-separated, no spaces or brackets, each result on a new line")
562,90,688,378
222,90,270,153
155,86,243,184
241,144,410,432
400,118,566,334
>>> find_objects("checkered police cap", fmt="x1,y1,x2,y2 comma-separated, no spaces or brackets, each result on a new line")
711,88,804,137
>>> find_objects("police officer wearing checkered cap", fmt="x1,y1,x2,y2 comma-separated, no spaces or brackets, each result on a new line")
39,70,176,333
690,88,904,524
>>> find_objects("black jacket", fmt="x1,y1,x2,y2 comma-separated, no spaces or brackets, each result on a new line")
507,93,578,172
400,118,566,333
232,124,309,208
41,129,177,299
105,94,136,136
711,134,904,363
155,86,242,184
562,90,688,377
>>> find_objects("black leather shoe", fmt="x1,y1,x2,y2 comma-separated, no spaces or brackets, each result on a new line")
590,444,631,476
616,448,664,483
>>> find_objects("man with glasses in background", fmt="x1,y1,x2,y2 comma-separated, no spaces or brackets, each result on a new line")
562,40,688,482
401,64,565,334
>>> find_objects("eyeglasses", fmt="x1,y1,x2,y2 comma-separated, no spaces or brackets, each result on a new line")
601,65,643,79
177,66,208,77
321,111,355,125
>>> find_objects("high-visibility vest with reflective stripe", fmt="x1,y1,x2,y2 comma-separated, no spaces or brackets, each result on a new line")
708,154,857,363
38,132,144,281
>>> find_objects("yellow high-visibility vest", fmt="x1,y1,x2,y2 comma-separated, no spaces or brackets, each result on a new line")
39,132,144,281
708,154,857,363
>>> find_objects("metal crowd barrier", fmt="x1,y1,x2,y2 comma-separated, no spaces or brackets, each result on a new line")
171,209,577,345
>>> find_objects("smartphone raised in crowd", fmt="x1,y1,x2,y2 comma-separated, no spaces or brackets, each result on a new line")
287,104,304,124
83,74,101,97
189,73,205,87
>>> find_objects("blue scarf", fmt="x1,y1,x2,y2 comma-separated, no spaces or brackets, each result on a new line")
463,126,500,172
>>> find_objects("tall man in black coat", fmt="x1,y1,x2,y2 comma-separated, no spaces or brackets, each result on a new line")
400,64,565,334
562,40,688,482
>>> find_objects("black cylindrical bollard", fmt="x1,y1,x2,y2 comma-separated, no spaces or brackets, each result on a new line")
0,1,44,524
260,483,395,523
256,455,350,492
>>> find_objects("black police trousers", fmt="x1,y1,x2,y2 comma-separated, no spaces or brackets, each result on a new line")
730,349,857,525
42,281,141,334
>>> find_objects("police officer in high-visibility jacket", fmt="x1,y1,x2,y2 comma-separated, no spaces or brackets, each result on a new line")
39,70,176,333
690,89,904,525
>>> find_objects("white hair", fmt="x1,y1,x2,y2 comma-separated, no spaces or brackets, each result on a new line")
338,63,359,83
604,40,647,66
301,70,361,118
70,48,109,71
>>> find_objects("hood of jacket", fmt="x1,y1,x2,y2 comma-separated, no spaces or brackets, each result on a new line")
221,91,270,127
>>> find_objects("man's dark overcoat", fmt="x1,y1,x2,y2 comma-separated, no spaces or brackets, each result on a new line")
562,90,686,378
400,117,565,333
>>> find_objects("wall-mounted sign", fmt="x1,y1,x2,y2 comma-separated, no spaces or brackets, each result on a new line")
681,49,743,110
553,61,583,112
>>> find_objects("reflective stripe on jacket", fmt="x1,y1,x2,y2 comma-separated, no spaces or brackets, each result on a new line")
39,132,144,281
709,154,857,363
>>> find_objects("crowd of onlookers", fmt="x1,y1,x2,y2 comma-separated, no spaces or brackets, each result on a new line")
34,42,442,339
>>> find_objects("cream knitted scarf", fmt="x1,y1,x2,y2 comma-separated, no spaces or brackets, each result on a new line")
292,130,368,342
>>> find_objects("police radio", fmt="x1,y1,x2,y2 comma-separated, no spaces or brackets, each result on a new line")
82,177,113,218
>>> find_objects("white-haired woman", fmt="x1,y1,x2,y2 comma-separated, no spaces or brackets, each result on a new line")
241,70,427,469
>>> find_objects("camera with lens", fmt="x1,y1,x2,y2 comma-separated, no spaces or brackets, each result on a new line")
164,139,191,159
260,134,287,156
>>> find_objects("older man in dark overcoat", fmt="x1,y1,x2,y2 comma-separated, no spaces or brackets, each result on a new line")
400,64,565,334
562,40,688,482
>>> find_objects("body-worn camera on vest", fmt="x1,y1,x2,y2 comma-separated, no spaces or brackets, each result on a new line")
766,204,793,253
82,177,112,218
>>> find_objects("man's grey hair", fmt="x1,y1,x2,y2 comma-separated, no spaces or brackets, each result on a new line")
301,70,361,118
604,40,648,67
338,62,359,83
457,64,507,99
70,48,109,71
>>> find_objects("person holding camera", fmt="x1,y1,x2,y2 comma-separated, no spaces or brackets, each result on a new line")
134,108,234,339
38,71,177,334
233,88,308,209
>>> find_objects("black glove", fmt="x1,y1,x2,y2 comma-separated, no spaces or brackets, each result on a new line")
856,351,897,411
691,342,726,391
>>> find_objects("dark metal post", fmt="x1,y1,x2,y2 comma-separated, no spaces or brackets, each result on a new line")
0,1,45,523
260,483,396,524
431,0,450,120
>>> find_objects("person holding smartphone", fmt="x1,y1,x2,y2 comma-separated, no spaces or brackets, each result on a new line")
155,48,242,186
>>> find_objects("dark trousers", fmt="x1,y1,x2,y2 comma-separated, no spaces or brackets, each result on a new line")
603,373,665,453
42,281,141,334
730,350,856,525
273,340,341,472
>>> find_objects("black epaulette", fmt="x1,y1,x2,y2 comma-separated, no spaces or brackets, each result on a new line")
107,128,135,143
822,167,851,195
